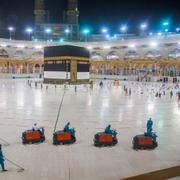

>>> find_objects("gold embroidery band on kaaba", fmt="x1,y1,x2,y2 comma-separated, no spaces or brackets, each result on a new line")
44,56,90,62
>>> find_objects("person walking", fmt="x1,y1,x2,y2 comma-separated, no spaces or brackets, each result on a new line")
170,90,173,99
99,81,103,88
129,88,132,96
0,144,7,172
159,92,162,98
178,92,180,104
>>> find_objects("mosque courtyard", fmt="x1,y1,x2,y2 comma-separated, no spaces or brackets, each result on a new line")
0,79,180,180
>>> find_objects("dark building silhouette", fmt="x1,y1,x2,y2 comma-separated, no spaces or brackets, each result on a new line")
67,0,79,25
34,0,79,41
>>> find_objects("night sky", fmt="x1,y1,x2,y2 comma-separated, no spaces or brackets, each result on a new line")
0,0,179,37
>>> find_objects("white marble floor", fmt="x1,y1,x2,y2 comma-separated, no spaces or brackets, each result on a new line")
0,79,180,180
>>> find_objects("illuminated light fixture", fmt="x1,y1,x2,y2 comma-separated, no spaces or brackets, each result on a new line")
176,28,180,32
150,42,158,47
60,38,64,43
8,26,15,40
17,44,25,48
106,34,110,38
45,28,52,34
163,22,169,26
129,44,136,48
157,32,162,36
83,29,90,35
65,29,70,34
35,45,43,49
26,28,33,33
120,25,127,32
1,44,7,47
140,23,147,30
101,28,108,34
165,29,168,32
8,27,14,32
103,45,111,49
87,46,92,50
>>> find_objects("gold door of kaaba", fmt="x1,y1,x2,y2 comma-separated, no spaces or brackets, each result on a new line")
70,60,77,82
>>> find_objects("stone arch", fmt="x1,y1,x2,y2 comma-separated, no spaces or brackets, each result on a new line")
175,65,180,76
157,64,165,76
0,64,6,73
145,64,157,75
14,50,25,60
90,52,103,61
124,50,139,59
166,64,176,77
99,64,106,74
106,51,120,60
144,50,161,59
28,64,33,74
0,49,9,58
32,51,43,59
34,64,41,73
168,48,180,59
9,63,16,74
15,64,25,74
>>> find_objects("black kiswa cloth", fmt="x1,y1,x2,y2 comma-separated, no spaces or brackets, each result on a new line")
44,45,90,58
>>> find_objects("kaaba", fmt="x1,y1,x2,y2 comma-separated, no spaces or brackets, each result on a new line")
44,45,90,84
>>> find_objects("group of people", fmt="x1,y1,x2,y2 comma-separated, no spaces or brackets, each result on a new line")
121,81,180,102
98,80,179,98
33,122,117,139
0,119,156,172
32,122,75,137
28,79,180,102
64,122,117,138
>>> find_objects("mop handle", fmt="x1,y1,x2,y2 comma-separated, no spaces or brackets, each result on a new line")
0,138,10,146
53,90,66,133
5,157,24,170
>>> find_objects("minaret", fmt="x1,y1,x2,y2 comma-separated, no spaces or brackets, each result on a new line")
67,0,79,25
34,0,46,25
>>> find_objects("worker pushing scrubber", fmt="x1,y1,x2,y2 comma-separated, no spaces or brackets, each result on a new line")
94,125,118,147
22,123,45,144
145,118,157,143
53,122,76,145
63,122,75,136
105,125,117,137
133,118,158,150
52,83,77,145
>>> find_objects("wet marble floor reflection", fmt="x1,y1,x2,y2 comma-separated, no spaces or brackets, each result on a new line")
0,79,180,180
